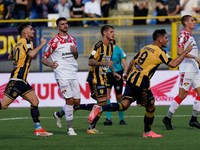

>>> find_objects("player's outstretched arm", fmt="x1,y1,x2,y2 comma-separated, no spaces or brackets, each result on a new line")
88,59,110,66
27,38,47,58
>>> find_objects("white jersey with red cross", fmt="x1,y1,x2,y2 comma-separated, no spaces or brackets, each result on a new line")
178,29,199,73
43,33,78,79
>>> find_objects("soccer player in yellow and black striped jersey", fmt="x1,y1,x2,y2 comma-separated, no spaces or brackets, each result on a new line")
88,29,193,137
86,25,120,133
0,22,53,136
74,25,121,134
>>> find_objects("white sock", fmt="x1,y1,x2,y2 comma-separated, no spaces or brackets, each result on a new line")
192,100,200,117
63,104,74,129
168,100,180,115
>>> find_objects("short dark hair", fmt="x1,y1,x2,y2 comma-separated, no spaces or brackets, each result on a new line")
56,17,67,26
101,25,114,36
181,15,192,26
156,0,164,4
152,29,167,41
18,22,31,35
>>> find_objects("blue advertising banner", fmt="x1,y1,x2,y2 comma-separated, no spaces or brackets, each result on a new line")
0,28,36,61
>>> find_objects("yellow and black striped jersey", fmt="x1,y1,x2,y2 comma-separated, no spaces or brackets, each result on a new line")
127,44,172,89
10,38,33,82
86,40,114,85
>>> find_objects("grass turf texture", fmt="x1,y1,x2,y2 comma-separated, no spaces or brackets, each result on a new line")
0,105,198,150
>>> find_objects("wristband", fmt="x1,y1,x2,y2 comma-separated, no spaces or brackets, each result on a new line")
193,56,195,59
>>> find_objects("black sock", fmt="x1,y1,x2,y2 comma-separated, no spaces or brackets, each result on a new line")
30,105,40,123
57,112,62,118
191,116,197,122
102,103,125,111
88,123,96,130
144,109,155,133
74,103,96,110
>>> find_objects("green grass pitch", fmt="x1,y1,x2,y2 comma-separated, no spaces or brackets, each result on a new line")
0,105,199,150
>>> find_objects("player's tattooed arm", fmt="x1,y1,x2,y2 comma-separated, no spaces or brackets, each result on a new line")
88,59,108,66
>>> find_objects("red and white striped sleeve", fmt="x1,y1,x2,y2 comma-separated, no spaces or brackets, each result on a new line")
43,38,58,58
178,30,190,49
68,34,77,46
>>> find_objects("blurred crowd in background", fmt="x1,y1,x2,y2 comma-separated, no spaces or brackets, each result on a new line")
0,0,200,28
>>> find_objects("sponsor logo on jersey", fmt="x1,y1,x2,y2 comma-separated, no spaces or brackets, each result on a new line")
27,44,31,49
57,47,65,50
97,85,105,89
91,50,96,56
62,52,73,56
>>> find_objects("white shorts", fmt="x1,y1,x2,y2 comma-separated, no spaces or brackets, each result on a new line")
56,78,81,99
179,72,200,91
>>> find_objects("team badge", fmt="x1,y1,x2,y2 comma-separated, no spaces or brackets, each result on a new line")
13,92,17,97
100,89,104,94
62,90,66,93
151,99,155,105
184,83,189,86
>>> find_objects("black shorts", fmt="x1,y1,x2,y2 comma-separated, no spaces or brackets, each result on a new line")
89,81,107,100
122,81,155,107
107,70,123,94
4,80,33,100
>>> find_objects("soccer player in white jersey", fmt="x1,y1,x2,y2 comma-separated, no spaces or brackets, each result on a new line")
163,15,200,130
41,17,81,135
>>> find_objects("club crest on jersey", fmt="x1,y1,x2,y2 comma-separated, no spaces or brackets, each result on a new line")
62,90,66,93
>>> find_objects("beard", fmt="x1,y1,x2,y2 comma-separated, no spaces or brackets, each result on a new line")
60,28,68,34
106,36,113,41
162,44,167,48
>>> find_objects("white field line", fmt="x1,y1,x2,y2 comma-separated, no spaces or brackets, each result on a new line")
0,115,191,121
